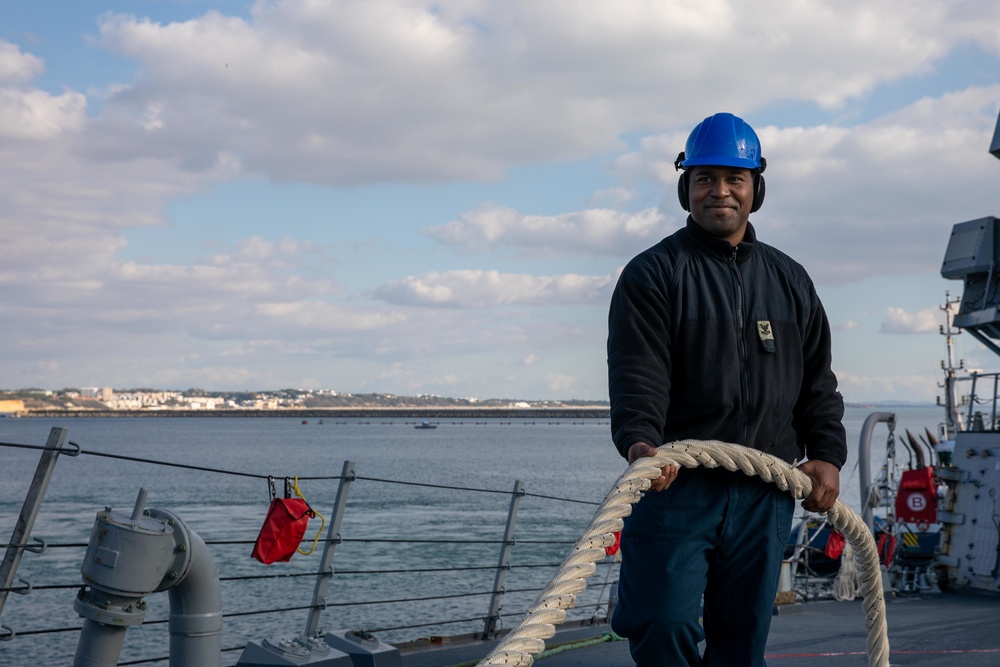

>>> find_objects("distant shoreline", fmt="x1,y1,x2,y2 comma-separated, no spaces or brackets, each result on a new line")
7,403,936,419
14,406,612,419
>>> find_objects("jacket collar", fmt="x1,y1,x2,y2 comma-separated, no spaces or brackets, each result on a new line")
683,216,756,263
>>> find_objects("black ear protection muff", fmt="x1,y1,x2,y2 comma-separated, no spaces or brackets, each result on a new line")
674,152,767,213
676,169,691,211
752,171,765,213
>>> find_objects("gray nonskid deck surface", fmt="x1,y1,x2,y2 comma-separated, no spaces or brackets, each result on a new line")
399,593,1000,666
400,625,633,667
767,593,1000,666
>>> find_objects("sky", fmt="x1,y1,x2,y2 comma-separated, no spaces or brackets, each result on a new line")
2,0,1000,404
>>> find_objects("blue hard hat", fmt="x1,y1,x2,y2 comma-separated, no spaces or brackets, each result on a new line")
677,112,763,170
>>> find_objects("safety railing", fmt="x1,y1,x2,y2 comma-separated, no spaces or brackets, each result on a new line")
0,426,621,666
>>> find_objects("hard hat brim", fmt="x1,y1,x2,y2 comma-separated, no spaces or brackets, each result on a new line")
680,155,759,170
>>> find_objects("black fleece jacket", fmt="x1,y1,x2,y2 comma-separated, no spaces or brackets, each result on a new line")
607,217,847,469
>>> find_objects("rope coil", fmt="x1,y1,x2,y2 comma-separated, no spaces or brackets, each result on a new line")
476,440,890,667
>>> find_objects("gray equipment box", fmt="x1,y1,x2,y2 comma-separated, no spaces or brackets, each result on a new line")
942,217,1000,340
941,217,1000,279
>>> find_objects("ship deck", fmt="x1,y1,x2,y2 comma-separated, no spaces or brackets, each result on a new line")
400,592,1000,666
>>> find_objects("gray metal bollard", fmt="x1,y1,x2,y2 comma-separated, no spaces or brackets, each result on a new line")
324,629,403,667
238,635,353,666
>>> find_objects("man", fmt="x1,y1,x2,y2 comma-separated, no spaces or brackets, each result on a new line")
607,112,847,666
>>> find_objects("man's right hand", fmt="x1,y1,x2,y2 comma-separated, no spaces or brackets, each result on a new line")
627,442,679,492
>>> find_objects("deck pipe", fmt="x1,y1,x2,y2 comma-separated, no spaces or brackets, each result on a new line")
161,513,222,666
73,490,222,667
859,412,896,532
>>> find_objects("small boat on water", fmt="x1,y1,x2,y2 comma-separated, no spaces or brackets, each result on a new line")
413,420,437,429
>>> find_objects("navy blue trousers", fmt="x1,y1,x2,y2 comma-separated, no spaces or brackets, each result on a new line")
611,467,794,667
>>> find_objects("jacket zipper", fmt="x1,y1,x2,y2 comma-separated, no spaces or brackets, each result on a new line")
730,246,750,446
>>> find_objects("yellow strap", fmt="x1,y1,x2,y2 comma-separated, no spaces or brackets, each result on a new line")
292,476,326,556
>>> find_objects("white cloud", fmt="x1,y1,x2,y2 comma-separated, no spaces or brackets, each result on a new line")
546,373,577,394
78,0,1000,185
0,87,87,140
373,269,616,308
0,41,44,85
835,369,942,403
586,187,637,208
424,203,668,256
880,307,941,334
209,235,317,267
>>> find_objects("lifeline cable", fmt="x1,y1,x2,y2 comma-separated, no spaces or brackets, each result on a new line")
475,440,890,667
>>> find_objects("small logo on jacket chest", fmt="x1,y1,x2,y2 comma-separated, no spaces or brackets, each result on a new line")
757,320,776,353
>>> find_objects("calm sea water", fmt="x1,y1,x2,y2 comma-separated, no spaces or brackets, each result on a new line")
0,406,943,664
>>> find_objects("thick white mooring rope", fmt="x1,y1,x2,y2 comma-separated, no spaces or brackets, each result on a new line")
476,440,890,667
834,542,864,602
